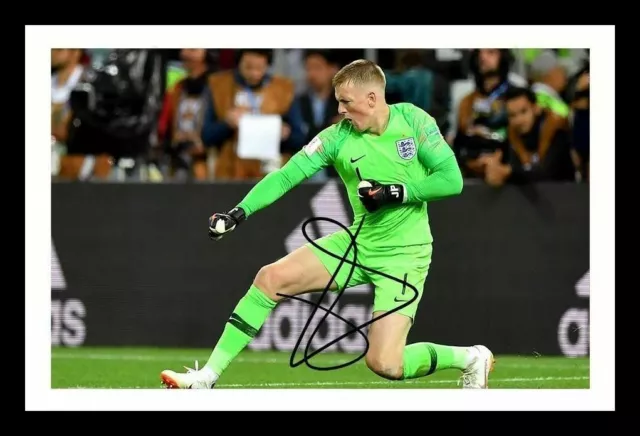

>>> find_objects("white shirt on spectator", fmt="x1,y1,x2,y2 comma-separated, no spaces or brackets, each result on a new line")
51,65,84,105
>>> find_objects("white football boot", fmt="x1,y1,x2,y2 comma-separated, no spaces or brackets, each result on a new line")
460,345,495,389
160,361,217,389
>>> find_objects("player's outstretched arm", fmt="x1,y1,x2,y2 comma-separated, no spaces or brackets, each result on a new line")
208,126,341,241
207,157,309,240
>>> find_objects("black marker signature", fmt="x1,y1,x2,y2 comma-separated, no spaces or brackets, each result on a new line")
275,215,419,371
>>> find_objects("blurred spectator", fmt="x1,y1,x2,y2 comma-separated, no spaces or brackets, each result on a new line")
566,58,589,181
52,49,85,142
272,49,308,95
452,49,525,179
297,50,340,180
157,49,216,181
523,49,589,79
51,49,90,176
483,87,575,187
529,50,570,119
202,49,305,180
385,49,451,132
299,50,341,139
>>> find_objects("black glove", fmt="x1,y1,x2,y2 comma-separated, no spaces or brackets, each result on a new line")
208,207,246,241
357,179,405,212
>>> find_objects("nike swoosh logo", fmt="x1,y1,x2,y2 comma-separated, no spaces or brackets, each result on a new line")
350,155,365,163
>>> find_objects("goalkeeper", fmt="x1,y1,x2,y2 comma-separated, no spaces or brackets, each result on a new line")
161,60,494,389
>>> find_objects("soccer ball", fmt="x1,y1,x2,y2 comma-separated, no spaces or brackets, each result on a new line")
214,218,228,234
357,180,373,197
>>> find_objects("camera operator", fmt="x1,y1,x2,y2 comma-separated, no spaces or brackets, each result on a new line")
64,49,164,181
157,49,217,181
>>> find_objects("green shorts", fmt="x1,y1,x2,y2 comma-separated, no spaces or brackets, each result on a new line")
306,230,433,321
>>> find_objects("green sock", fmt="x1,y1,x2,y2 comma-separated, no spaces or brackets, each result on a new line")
402,342,470,379
204,284,276,376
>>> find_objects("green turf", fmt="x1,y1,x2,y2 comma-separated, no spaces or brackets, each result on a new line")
51,347,589,389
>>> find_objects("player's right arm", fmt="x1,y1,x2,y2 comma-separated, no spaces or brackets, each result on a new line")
208,121,345,240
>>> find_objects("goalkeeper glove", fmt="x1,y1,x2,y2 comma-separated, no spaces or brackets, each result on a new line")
357,179,405,212
208,207,246,241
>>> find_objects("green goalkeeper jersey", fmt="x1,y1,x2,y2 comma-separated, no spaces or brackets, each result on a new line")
236,102,463,248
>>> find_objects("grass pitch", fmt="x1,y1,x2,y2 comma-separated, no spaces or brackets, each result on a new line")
51,347,589,389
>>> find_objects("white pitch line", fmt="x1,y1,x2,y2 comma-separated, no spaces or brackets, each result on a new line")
51,352,589,369
52,353,288,364
53,352,263,362
216,376,590,388
61,376,589,389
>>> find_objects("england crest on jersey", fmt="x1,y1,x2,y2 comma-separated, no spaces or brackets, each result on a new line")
396,137,416,160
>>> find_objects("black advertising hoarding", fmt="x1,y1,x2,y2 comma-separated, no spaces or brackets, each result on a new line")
51,181,589,356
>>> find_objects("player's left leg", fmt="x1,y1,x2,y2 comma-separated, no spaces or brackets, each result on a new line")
366,312,494,388
365,244,495,388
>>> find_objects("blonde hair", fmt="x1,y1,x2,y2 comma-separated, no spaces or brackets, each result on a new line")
332,59,386,89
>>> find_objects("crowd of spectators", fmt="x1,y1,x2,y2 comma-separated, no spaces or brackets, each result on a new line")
51,48,589,186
